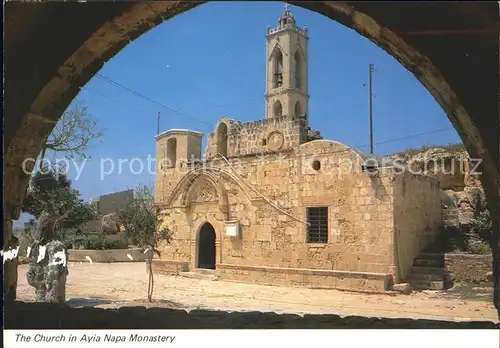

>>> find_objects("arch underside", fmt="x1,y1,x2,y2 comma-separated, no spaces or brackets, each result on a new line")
4,1,499,307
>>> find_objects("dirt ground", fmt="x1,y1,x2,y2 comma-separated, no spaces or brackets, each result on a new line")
16,263,499,323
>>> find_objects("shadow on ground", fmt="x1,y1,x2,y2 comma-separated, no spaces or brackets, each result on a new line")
129,298,184,309
440,283,494,302
5,301,499,329
66,298,125,308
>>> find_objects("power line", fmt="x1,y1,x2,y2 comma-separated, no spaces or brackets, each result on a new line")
87,74,456,160
95,73,213,127
369,127,454,147
30,126,458,183
93,73,261,128
79,82,455,160
80,86,151,114
250,126,457,162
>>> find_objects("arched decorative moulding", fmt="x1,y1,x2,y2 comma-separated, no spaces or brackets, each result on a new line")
164,168,257,215
182,174,228,216
298,139,371,164
194,219,221,243
295,44,308,63
268,43,284,61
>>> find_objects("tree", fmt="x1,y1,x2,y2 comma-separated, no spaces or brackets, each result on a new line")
117,185,172,252
21,166,97,240
117,184,172,303
470,210,493,245
40,101,104,162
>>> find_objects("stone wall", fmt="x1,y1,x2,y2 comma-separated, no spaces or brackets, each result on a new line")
205,116,314,159
68,248,146,263
384,146,486,237
79,190,135,234
155,129,204,204
393,172,442,282
149,259,189,275
155,139,444,291
5,301,497,329
384,147,475,191
159,141,396,276
444,253,493,283
155,127,442,292
216,264,391,292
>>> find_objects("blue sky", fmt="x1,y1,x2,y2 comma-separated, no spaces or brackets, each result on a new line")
15,2,461,228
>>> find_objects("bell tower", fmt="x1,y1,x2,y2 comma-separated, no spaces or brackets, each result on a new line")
265,5,309,121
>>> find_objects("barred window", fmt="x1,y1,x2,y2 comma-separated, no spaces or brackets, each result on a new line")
306,207,328,243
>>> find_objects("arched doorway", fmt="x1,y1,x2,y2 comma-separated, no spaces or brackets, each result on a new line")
197,222,216,270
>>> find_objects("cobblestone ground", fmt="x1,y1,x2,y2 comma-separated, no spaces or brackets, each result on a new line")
16,263,498,322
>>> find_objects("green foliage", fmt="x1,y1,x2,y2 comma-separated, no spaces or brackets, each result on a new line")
468,188,486,212
467,242,491,255
22,169,72,217
117,185,172,255
21,166,97,238
71,235,128,250
470,210,492,245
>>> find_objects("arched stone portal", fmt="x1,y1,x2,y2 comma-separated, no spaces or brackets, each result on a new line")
197,223,216,270
3,2,499,311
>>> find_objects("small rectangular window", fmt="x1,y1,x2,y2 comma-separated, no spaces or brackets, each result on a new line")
306,207,328,243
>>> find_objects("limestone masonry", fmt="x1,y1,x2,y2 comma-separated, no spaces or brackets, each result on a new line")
153,6,441,292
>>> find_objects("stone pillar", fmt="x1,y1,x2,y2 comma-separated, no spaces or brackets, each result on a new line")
215,240,221,266
190,238,197,270
488,197,500,319
3,216,19,301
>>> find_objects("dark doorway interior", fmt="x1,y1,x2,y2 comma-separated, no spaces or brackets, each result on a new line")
198,223,216,269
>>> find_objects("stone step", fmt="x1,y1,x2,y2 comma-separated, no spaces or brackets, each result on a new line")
409,280,444,291
179,271,217,280
410,266,445,275
194,268,216,275
418,253,445,260
413,258,444,268
408,272,444,282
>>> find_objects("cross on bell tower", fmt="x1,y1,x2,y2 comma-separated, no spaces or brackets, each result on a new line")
265,4,309,121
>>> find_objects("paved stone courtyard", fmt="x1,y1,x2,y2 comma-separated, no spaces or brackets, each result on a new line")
16,263,497,323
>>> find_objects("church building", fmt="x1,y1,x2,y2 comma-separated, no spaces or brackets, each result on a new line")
153,6,442,292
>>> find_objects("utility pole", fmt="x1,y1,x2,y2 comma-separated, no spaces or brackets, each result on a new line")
157,112,161,135
369,64,374,155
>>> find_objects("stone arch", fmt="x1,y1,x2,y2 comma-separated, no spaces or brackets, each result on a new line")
299,139,371,172
294,101,302,117
195,219,220,242
273,100,283,117
196,221,217,269
271,46,284,88
164,170,229,218
216,122,228,157
4,1,499,306
185,175,220,205
166,137,177,169
165,167,255,213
